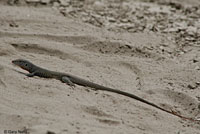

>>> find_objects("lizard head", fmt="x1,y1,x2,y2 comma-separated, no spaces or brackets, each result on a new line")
12,59,35,72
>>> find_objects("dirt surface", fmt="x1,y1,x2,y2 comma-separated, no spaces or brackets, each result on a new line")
0,0,200,134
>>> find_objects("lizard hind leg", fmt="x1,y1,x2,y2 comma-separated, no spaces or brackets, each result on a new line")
61,76,75,88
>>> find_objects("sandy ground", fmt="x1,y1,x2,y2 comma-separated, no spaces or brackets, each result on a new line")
0,0,200,134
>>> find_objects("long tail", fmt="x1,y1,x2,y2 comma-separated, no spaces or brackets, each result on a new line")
73,78,198,122
94,87,197,121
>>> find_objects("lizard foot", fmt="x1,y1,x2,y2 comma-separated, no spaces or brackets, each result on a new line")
61,76,76,88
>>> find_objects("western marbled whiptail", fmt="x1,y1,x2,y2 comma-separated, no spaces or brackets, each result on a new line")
12,59,198,121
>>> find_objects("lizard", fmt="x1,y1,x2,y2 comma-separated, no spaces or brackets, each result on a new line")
12,59,199,121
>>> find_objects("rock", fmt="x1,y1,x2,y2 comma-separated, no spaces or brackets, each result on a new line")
188,83,197,89
93,1,105,11
59,0,70,6
26,0,40,2
47,130,56,134
193,59,199,63
108,17,116,23
187,26,197,35
40,0,50,4
196,82,200,85
194,66,200,70
9,21,18,27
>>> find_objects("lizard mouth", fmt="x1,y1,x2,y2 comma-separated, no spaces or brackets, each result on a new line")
12,60,25,70
12,64,27,71
12,60,20,67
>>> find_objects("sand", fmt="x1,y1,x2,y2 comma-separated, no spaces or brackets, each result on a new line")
0,1,200,134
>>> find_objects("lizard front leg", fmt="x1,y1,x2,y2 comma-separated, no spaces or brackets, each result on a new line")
26,72,36,77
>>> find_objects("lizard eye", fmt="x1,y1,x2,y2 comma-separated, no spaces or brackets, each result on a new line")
25,64,28,66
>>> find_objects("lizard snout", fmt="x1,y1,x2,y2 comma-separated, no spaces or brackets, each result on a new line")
12,60,18,65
